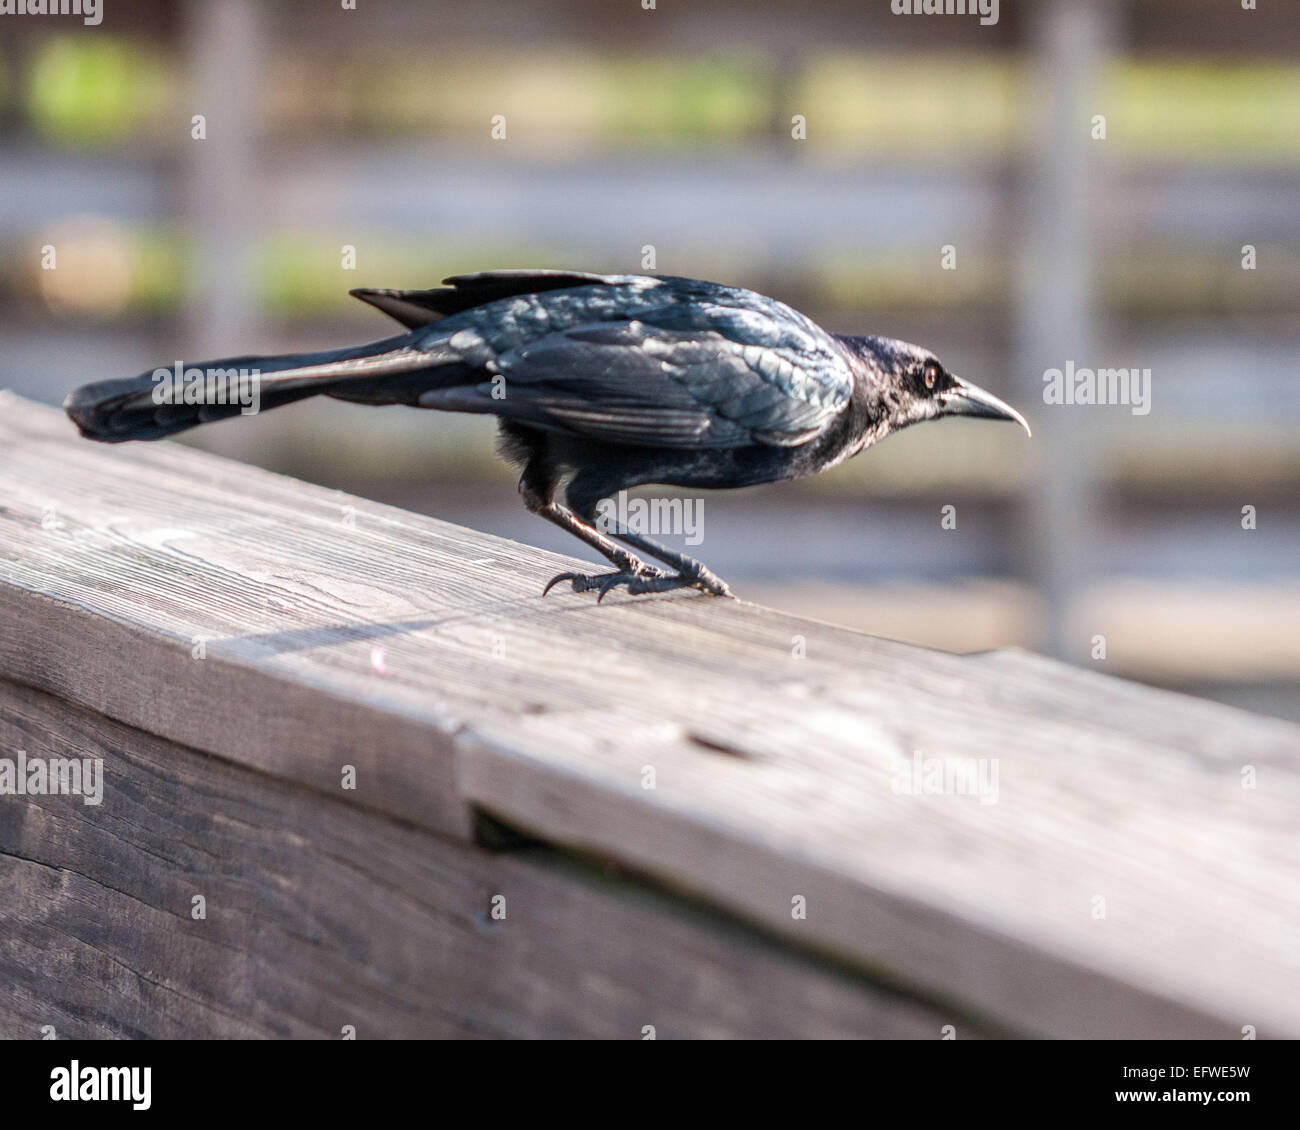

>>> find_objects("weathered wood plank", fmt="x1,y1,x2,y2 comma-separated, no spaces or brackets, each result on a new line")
0,677,962,1039
2,393,1298,1037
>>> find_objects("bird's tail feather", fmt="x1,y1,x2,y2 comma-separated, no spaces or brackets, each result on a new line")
63,336,434,442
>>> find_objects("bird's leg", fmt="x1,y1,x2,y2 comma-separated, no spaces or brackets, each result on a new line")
518,474,665,596
535,502,671,596
559,490,733,600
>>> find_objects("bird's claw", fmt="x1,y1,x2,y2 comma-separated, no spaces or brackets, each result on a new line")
543,568,733,601
542,571,587,596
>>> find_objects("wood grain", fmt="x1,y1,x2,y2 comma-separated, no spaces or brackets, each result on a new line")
0,677,962,1038
1,392,1298,1037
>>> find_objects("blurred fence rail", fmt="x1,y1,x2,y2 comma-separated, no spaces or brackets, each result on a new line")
1,395,1298,1038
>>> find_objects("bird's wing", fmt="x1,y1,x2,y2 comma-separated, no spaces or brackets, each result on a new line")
350,270,641,329
419,314,852,449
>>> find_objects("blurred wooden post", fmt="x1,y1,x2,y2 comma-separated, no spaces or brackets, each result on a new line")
181,0,266,460
1013,0,1113,661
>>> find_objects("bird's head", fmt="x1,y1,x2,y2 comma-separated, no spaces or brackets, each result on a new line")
841,335,1031,438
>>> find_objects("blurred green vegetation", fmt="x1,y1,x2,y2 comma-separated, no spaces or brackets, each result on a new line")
347,52,773,145
26,35,171,143
19,36,1300,162
1111,60,1300,160
257,235,576,319
801,53,1020,156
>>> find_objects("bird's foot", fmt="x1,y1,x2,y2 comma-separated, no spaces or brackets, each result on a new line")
543,565,732,601
603,572,733,601
543,566,661,599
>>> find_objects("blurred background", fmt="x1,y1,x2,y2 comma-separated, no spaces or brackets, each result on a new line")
0,0,1296,719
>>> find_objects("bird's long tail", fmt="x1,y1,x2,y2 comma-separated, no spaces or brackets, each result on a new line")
63,333,438,443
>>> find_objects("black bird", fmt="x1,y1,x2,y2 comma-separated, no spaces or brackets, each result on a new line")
64,270,1030,598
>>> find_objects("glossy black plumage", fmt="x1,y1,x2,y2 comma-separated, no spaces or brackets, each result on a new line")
64,270,1030,598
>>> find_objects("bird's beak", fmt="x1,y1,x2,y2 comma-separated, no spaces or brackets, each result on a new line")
940,377,1032,436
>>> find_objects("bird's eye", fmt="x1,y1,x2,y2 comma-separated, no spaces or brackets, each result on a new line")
922,362,942,391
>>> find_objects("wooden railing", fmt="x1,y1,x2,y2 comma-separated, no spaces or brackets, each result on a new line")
1,392,1297,1039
